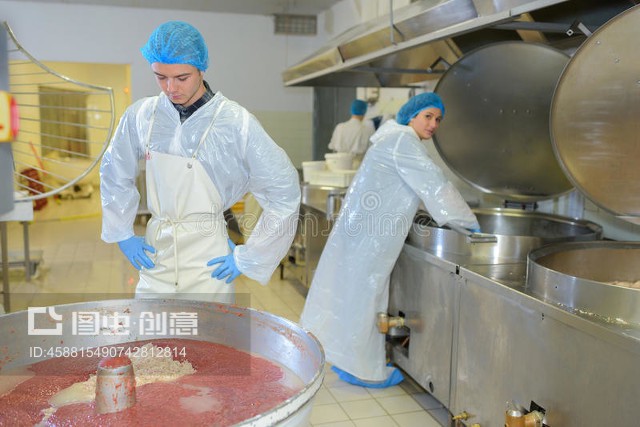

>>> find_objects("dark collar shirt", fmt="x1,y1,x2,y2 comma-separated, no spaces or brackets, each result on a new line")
172,80,214,123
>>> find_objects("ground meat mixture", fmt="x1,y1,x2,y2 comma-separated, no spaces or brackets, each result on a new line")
0,338,302,426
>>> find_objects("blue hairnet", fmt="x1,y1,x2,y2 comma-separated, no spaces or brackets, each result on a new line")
141,21,209,71
396,92,445,125
351,99,368,116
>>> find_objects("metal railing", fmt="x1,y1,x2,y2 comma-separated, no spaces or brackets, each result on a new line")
4,21,115,201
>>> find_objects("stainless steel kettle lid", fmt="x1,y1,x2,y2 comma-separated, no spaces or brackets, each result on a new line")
550,5,640,223
433,41,572,202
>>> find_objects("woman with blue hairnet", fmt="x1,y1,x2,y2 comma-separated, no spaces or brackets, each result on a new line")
300,92,479,387
100,21,300,303
328,99,376,163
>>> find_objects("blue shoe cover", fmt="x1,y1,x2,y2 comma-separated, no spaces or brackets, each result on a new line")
331,365,404,388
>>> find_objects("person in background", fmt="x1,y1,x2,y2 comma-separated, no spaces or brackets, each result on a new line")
100,21,300,303
300,92,479,388
328,99,376,165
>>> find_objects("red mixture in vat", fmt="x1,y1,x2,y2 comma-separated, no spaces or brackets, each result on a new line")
0,339,301,426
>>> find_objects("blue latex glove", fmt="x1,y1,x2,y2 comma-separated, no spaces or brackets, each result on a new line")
118,236,156,270
207,239,242,284
331,365,404,389
468,228,481,234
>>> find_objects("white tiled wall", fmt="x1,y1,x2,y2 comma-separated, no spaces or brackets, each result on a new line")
252,110,313,169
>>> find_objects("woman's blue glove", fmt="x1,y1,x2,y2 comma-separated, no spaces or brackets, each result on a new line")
118,236,156,270
468,227,481,233
207,239,242,284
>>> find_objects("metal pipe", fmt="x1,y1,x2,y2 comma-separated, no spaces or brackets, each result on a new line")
22,221,30,282
377,312,405,334
1,222,10,312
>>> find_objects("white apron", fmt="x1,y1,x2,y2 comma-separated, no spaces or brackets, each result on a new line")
136,99,233,303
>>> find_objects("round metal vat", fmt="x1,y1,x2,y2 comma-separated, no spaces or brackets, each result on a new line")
0,299,325,427
527,241,640,325
409,208,602,263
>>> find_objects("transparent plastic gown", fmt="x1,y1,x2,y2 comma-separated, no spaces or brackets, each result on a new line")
300,120,478,382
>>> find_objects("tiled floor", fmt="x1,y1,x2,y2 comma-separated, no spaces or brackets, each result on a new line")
1,197,448,426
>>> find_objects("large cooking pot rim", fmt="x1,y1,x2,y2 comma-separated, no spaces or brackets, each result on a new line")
414,208,602,235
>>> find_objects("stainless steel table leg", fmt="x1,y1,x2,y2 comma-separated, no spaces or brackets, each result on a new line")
1,222,10,313
22,221,31,281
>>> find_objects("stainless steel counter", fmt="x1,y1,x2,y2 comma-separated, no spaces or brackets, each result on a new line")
300,184,346,215
389,242,640,426
284,184,347,288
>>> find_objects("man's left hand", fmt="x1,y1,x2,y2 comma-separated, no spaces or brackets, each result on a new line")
207,239,242,284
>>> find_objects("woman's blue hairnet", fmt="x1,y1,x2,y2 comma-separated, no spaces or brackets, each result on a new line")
141,21,209,71
396,92,445,125
351,99,368,116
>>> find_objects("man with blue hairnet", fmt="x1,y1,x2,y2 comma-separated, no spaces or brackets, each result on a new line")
328,99,375,164
100,21,300,303
301,92,479,388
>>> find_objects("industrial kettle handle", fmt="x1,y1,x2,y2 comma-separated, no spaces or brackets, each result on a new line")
447,223,498,244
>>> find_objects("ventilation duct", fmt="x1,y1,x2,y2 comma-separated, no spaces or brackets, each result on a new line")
282,0,636,87
274,14,317,35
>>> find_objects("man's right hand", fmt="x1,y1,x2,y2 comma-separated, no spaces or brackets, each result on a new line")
118,236,156,270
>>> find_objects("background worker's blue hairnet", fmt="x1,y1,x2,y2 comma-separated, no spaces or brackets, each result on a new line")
396,92,445,125
141,21,209,71
351,99,368,116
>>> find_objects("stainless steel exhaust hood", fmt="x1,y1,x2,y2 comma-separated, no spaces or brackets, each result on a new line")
282,0,636,87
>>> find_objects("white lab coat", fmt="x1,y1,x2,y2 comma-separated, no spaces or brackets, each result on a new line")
100,91,300,286
300,119,479,382
328,117,376,155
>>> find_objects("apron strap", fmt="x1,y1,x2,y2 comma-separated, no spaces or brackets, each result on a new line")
187,98,227,167
154,218,182,287
145,98,160,159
